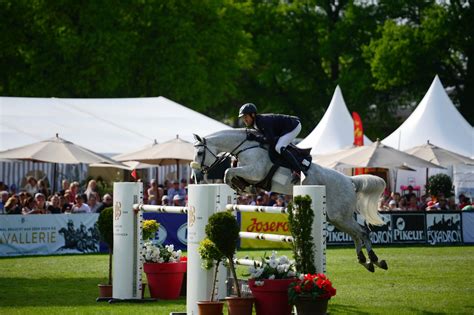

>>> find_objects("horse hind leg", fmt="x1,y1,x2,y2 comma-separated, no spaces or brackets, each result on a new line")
361,225,388,270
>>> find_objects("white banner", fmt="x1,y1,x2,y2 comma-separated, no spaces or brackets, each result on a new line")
0,214,100,256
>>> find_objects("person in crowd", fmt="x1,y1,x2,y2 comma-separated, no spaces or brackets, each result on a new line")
388,199,400,211
267,192,278,206
87,192,102,213
180,178,188,194
71,194,91,213
24,176,38,196
161,195,169,206
163,180,171,196
425,200,437,211
147,179,163,205
434,197,450,210
398,197,408,211
59,179,70,195
47,195,62,214
84,180,99,201
0,191,9,213
458,194,469,210
403,185,417,201
462,199,473,211
22,196,38,214
275,195,286,207
172,194,185,207
59,195,72,213
0,181,8,192
407,195,419,211
35,193,50,213
17,191,29,207
37,179,49,198
390,192,401,207
256,195,265,206
96,194,113,213
5,196,21,214
68,182,80,203
167,180,186,201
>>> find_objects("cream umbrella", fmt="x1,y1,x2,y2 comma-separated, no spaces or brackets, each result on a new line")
114,135,194,180
404,141,474,167
0,134,119,191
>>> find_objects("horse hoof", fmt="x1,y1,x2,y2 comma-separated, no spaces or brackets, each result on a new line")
377,260,388,270
361,262,375,272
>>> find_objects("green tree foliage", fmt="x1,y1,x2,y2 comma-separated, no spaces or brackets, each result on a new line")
426,173,453,198
0,0,472,137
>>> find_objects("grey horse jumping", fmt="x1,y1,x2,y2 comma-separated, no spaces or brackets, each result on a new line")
191,129,388,272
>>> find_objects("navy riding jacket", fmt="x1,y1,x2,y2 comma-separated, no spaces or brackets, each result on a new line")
253,114,300,146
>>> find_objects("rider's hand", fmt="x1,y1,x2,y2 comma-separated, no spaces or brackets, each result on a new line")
247,133,257,141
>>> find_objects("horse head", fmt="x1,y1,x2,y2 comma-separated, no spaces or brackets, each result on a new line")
190,133,220,174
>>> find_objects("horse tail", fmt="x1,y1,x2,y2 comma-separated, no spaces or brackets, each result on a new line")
351,175,386,226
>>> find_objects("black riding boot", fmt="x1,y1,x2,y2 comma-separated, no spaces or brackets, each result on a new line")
280,147,305,184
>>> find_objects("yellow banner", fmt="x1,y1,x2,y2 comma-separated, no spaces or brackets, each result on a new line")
240,212,291,249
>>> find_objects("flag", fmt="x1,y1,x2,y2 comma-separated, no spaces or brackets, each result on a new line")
131,169,137,180
352,112,365,175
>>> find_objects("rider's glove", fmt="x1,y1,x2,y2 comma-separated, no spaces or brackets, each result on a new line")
247,133,265,143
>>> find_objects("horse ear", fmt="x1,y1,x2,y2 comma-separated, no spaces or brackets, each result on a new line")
193,134,202,143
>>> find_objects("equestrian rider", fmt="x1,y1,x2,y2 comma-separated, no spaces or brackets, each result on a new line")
239,103,305,184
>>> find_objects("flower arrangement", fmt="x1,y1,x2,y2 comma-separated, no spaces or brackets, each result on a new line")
248,251,296,281
143,242,182,263
288,273,336,304
142,219,159,241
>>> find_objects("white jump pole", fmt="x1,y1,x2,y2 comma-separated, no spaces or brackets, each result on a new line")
186,184,235,315
293,185,327,273
112,182,143,300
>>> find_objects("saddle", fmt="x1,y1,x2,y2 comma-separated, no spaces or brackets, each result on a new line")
232,143,312,192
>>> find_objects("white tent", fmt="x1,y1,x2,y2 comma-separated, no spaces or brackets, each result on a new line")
382,75,473,158
298,86,372,155
0,96,231,155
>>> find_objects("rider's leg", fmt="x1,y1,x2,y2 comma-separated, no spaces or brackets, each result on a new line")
275,123,303,184
275,122,301,154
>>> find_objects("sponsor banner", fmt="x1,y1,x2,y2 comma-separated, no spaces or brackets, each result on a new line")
240,212,291,249
390,213,425,243
426,213,462,245
462,212,474,243
0,214,100,257
326,222,352,245
143,212,187,250
357,213,392,245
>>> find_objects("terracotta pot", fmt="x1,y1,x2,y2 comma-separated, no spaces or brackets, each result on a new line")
97,284,112,298
197,301,224,315
225,296,254,315
294,296,329,315
248,278,294,315
144,262,187,299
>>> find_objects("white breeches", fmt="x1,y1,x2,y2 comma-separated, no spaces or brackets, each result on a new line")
275,122,301,154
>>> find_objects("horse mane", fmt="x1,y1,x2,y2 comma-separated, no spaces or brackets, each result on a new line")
206,128,247,140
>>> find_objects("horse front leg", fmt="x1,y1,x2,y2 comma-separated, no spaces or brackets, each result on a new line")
224,166,266,193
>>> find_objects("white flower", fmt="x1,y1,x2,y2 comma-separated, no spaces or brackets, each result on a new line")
288,270,296,277
268,274,275,280
268,258,278,269
255,281,264,286
299,273,305,280
166,244,174,252
279,255,290,265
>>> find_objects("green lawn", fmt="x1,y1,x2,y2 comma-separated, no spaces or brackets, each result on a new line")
0,246,473,314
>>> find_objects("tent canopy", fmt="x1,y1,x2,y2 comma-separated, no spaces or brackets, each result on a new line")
298,86,372,155
382,76,473,158
0,96,231,155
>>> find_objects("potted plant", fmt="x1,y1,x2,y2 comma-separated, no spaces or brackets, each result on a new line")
97,206,113,300
142,219,159,241
287,195,336,314
205,211,254,315
197,238,226,315
247,251,296,315
288,273,336,315
142,241,187,299
426,173,453,200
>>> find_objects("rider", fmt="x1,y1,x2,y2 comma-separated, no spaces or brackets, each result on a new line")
239,103,305,184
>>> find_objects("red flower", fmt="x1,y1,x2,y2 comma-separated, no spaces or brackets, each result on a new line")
294,285,302,293
180,256,188,262
316,278,325,289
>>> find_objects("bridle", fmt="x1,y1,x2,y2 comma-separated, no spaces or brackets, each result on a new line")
194,133,260,174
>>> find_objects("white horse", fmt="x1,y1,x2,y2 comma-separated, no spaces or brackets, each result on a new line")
191,129,388,272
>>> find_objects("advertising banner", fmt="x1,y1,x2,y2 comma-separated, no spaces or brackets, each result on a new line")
390,213,426,243
326,222,353,245
0,214,100,257
143,212,187,250
240,212,291,249
426,213,462,245
462,211,474,243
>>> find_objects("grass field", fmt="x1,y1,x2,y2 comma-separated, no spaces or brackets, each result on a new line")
1,246,473,314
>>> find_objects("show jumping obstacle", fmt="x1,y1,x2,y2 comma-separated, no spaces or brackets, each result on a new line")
112,183,326,315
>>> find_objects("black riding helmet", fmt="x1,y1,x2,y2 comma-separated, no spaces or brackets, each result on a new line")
238,103,257,117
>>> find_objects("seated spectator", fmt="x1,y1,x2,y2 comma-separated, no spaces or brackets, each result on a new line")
398,197,408,211
167,180,186,201
462,200,473,211
35,193,50,214
173,194,185,207
161,195,169,206
147,179,163,205
71,195,91,213
0,191,9,214
24,176,38,196
37,180,49,198
390,192,401,207
85,180,99,201
403,185,416,201
22,196,38,214
5,196,21,214
59,194,73,213
434,197,450,211
59,179,70,195
256,195,265,206
68,181,80,203
0,181,8,192
96,194,113,213
388,200,400,210
267,192,278,206
180,178,188,194
47,195,62,214
458,194,470,210
87,192,102,213
407,195,419,211
275,195,286,207
425,200,437,211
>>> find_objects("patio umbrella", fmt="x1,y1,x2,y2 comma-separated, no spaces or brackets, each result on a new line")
314,140,444,170
0,134,119,192
404,141,474,167
114,135,194,180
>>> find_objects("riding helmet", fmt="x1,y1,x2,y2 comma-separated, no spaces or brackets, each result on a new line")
238,103,258,117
